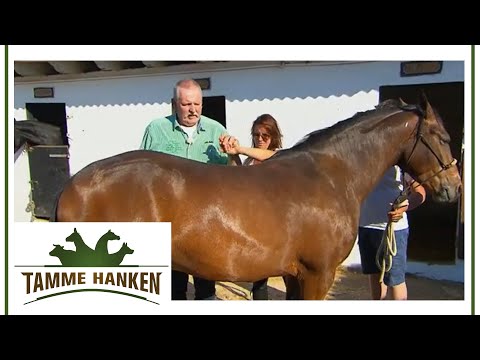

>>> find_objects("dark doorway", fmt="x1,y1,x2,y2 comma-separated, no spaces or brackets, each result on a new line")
380,82,464,263
202,96,226,128
26,103,69,146
24,103,70,220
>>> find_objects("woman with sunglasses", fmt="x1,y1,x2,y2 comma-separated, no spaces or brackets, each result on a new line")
220,113,284,300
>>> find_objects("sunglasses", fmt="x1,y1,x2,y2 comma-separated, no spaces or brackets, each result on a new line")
253,132,271,141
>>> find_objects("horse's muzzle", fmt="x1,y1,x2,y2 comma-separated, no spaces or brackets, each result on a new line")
433,183,461,203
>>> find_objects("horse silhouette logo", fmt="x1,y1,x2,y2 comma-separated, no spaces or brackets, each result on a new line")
49,228,134,267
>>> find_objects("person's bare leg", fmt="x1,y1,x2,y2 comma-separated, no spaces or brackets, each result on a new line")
390,282,407,300
368,274,388,300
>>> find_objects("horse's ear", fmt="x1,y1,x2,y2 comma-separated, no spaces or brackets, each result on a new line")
74,227,77,232
399,97,408,107
419,92,435,121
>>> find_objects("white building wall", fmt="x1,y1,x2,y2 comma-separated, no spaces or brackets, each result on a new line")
14,61,465,282
14,147,32,222
14,61,464,172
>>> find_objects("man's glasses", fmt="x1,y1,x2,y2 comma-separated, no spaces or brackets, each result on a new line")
253,132,271,141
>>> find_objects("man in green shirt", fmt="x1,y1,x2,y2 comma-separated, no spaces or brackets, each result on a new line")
140,78,239,300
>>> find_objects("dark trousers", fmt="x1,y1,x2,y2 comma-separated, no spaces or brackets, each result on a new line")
251,278,269,300
171,270,216,300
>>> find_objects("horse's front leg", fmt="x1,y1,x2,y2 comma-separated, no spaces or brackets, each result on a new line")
302,267,337,300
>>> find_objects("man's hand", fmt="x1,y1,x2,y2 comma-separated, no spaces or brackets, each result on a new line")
219,134,240,154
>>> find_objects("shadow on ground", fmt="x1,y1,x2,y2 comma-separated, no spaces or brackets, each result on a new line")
186,266,464,300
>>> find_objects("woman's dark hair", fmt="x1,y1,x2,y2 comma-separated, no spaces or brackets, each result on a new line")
251,114,283,150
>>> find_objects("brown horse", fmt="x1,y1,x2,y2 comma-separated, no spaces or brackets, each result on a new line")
53,95,462,300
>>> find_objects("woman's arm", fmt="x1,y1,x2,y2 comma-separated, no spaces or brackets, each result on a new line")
404,173,427,211
388,173,426,222
219,134,277,161
235,146,277,161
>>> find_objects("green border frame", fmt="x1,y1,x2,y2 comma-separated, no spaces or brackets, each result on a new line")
5,47,476,314
4,45,8,315
471,44,475,315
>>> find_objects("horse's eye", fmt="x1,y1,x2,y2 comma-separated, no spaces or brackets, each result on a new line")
440,138,448,145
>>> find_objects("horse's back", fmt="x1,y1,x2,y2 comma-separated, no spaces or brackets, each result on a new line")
57,150,170,222
55,150,230,222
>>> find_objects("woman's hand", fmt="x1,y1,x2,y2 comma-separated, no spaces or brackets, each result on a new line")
388,199,409,222
219,134,240,154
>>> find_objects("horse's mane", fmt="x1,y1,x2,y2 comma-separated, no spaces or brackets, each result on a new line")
271,99,410,159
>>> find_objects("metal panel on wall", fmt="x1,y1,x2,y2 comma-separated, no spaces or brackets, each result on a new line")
27,145,70,219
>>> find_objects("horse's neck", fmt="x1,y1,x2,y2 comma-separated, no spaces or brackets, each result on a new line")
307,113,415,204
95,235,112,253
98,234,113,243
73,237,91,251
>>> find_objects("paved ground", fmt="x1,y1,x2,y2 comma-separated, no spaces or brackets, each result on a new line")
186,266,464,300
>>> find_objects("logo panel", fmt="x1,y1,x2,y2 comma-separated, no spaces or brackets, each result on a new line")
11,222,171,314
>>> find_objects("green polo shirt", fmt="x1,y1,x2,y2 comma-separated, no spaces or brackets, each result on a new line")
140,114,229,164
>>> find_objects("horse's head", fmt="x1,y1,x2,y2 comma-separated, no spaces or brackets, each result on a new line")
65,228,80,242
105,229,120,241
400,94,461,203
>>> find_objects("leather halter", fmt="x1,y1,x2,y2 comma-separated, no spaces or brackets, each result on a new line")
401,105,457,193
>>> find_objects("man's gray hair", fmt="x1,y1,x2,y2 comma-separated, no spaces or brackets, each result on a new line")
173,79,202,101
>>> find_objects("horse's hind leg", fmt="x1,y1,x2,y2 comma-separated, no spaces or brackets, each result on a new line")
302,268,337,300
56,186,83,221
284,275,301,300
